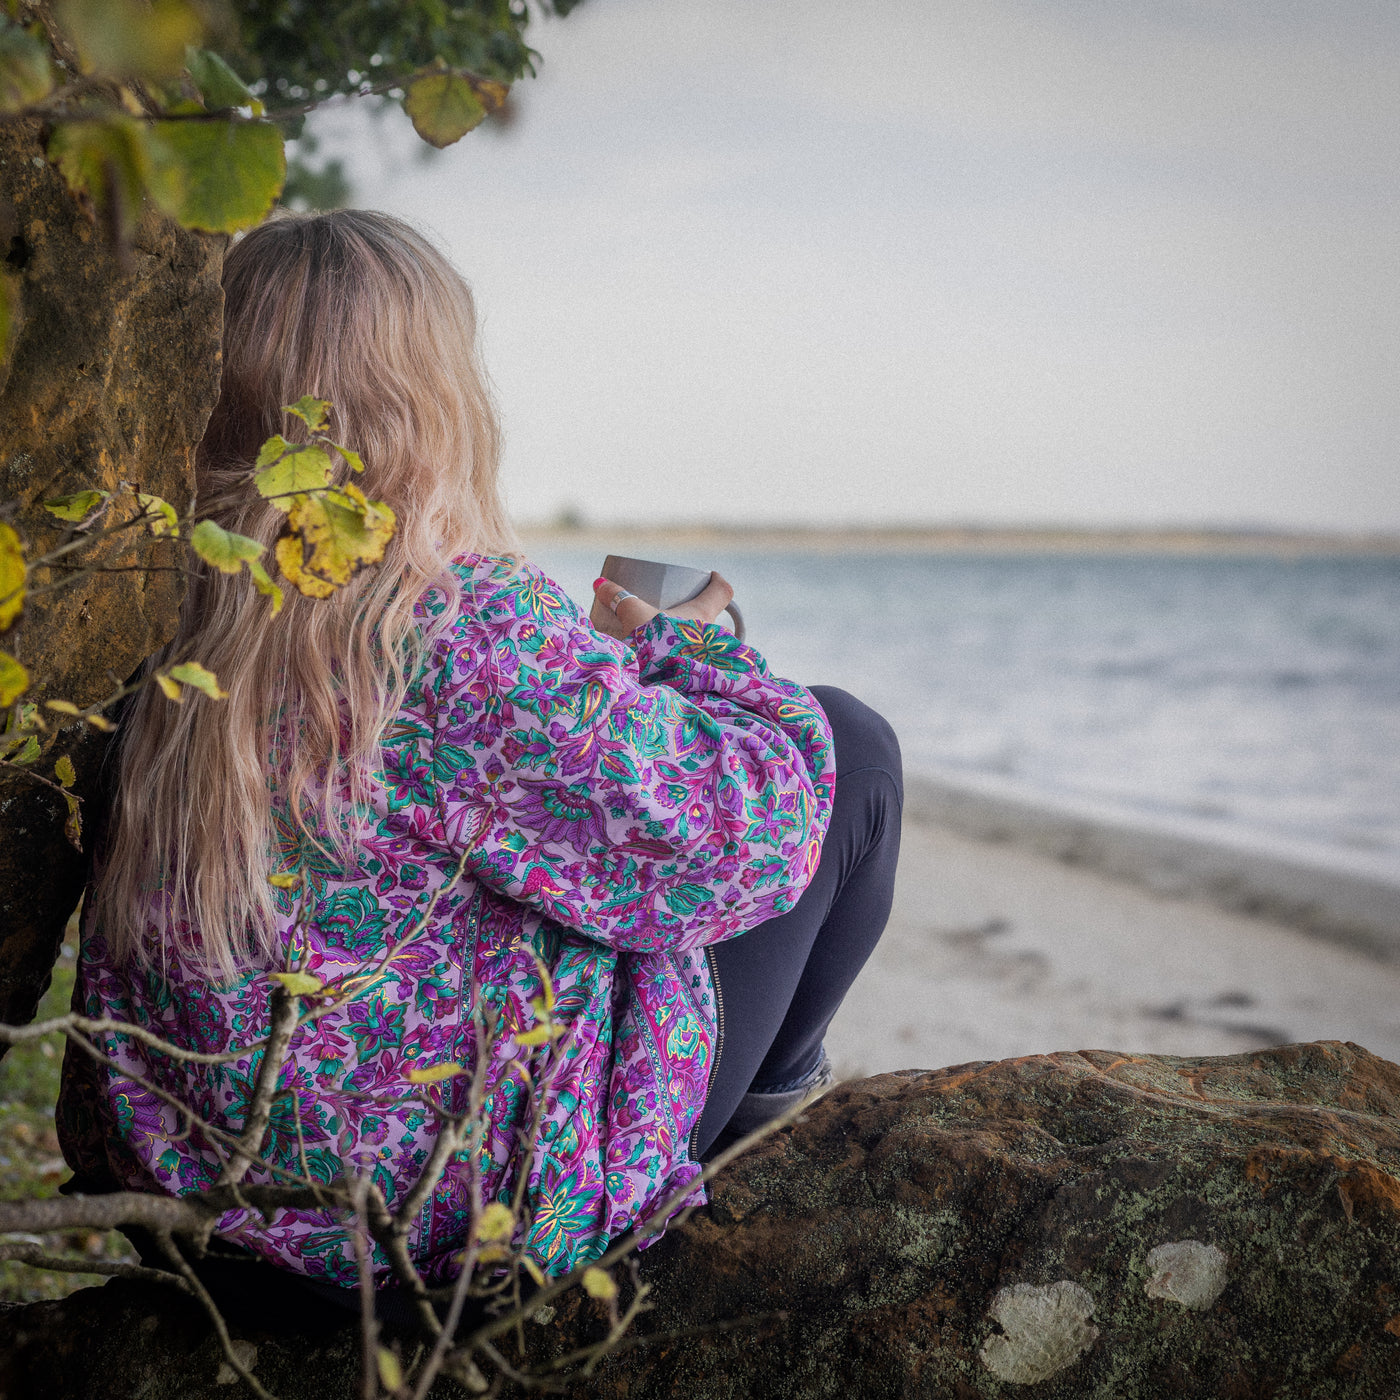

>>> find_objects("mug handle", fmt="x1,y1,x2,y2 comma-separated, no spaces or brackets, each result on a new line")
723,600,745,642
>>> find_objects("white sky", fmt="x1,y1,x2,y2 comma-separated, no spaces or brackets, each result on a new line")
314,0,1400,532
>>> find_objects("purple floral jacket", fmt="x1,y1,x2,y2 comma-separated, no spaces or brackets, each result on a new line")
59,555,835,1284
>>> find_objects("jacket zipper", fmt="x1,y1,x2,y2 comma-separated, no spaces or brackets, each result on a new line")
689,942,725,1161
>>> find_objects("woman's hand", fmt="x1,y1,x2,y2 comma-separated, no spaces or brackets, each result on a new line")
590,572,735,640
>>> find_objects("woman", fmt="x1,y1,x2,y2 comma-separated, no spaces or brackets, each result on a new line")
58,210,903,1299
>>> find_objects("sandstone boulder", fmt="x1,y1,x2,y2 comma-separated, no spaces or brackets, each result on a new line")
0,117,224,1031
3,1041,1400,1398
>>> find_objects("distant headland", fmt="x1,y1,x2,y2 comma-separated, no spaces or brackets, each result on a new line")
517,521,1400,557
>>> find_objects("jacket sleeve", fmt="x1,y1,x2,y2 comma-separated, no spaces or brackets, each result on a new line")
427,557,835,954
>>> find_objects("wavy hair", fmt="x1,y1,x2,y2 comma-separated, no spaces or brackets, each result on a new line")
93,209,518,980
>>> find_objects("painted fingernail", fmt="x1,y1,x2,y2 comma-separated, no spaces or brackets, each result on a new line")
593,577,608,590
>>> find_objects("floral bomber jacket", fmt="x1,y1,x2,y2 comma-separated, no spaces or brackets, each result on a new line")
58,554,836,1284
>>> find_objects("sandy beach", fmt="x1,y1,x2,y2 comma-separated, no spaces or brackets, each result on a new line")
826,809,1400,1080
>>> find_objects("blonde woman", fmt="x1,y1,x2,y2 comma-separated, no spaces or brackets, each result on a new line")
58,210,902,1317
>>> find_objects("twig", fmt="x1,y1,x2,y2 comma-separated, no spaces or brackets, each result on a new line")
0,1241,189,1289
219,985,301,1186
154,1230,278,1400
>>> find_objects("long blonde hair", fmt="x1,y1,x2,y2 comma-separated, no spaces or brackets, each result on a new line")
94,209,518,980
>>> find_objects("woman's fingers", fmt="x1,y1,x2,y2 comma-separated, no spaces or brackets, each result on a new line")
591,578,660,638
664,571,735,627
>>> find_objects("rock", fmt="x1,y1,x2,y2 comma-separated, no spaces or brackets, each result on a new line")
4,1042,1400,1398
0,117,224,1032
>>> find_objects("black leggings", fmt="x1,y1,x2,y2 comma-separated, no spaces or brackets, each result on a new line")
691,686,903,1158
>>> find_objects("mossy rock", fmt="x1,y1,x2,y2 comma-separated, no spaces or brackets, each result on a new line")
3,1043,1400,1398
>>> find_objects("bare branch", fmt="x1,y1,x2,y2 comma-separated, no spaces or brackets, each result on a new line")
0,1241,187,1289
220,985,302,1187
154,1231,278,1400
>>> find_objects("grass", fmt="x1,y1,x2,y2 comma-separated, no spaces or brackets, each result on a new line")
0,916,138,1303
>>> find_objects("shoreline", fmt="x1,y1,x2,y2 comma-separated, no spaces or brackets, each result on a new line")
518,522,1400,558
828,805,1400,1078
902,771,1400,963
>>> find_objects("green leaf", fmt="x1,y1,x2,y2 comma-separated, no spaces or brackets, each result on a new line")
0,22,55,113
167,661,227,700
376,1347,403,1392
0,521,24,632
146,117,286,234
136,492,179,537
273,485,395,599
43,489,109,523
47,116,150,242
407,1061,466,1085
0,650,27,707
253,444,332,503
403,70,487,148
56,0,202,81
183,46,263,115
269,970,322,996
54,754,76,788
190,519,264,574
284,396,330,433
8,734,39,764
333,444,364,474
246,558,283,615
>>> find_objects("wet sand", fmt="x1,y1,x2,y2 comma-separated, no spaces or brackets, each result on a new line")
825,813,1400,1079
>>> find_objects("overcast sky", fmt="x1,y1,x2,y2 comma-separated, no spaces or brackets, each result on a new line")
315,0,1400,532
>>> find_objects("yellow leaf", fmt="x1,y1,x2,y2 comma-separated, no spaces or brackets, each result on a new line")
375,1346,403,1392
0,521,21,632
403,70,488,149
269,970,323,997
189,519,264,574
246,558,283,615
253,443,332,503
0,650,28,707
274,488,396,600
582,1266,618,1301
167,662,227,700
43,489,109,523
477,1202,514,1242
284,396,330,433
154,672,182,702
521,1256,546,1287
406,1061,466,1084
333,444,365,474
83,713,115,732
473,1242,509,1265
513,1025,556,1048
136,492,179,537
268,870,301,889
45,699,81,716
54,754,76,788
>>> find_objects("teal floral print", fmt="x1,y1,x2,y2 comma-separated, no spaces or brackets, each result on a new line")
59,555,835,1286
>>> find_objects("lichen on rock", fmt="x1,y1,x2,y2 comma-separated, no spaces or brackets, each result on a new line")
979,1279,1099,1383
1143,1239,1229,1311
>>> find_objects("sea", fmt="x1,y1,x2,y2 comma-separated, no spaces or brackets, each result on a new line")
526,544,1400,881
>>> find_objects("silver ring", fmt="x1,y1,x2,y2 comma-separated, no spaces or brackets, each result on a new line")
608,588,636,615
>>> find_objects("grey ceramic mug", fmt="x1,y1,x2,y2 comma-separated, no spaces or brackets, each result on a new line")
600,554,745,641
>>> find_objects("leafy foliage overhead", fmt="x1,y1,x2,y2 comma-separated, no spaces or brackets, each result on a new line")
229,0,582,106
